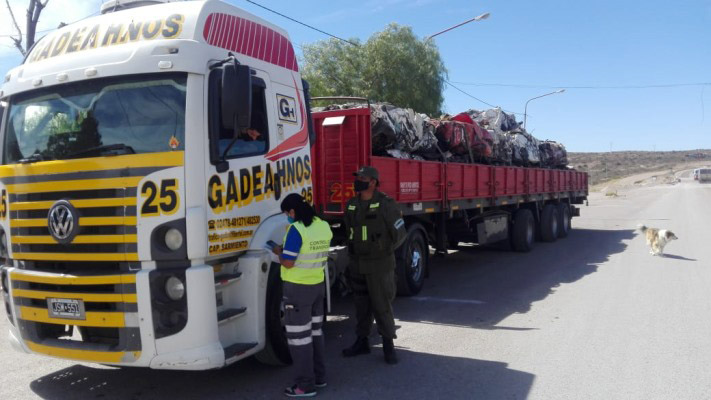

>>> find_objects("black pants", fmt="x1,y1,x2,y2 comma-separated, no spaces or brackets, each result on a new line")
348,266,397,340
283,281,326,391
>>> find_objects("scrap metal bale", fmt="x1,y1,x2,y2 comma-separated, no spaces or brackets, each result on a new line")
539,140,568,168
509,132,541,166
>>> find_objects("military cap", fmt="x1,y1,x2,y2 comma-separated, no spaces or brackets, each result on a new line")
353,166,379,180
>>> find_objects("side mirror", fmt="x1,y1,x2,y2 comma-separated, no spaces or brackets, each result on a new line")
221,62,252,133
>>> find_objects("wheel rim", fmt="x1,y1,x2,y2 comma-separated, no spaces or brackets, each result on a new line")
409,241,424,282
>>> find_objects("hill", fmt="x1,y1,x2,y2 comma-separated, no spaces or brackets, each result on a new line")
568,149,711,186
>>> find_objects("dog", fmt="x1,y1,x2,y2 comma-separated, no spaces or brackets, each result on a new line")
637,225,678,256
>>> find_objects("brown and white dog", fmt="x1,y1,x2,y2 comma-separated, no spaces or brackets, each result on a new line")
638,225,678,256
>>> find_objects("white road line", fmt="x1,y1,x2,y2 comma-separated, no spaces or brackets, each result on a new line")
408,296,486,305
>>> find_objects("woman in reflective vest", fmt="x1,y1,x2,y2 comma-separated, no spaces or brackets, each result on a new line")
272,193,333,398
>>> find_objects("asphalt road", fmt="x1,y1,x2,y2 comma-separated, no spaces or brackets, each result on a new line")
2,177,710,399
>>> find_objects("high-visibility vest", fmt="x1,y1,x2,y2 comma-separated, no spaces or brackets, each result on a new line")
281,217,333,285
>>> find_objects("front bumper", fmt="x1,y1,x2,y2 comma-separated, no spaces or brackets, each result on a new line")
2,264,229,370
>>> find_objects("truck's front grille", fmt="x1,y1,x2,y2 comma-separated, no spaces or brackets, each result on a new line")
8,186,137,262
9,269,141,361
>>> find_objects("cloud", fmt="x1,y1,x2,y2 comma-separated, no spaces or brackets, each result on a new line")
0,0,100,60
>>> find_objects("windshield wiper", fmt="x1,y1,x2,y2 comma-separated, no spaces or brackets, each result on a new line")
66,143,136,159
18,153,52,164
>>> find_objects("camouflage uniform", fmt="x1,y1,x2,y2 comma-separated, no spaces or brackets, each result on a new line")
345,189,406,340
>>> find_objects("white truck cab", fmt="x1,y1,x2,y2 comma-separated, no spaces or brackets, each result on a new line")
0,0,312,369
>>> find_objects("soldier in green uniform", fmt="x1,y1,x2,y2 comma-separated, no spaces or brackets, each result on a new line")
342,166,407,364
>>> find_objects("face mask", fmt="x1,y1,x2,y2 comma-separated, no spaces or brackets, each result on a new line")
354,179,370,192
287,216,295,224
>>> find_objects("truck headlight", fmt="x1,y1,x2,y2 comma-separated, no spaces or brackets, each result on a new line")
164,276,185,301
164,228,183,251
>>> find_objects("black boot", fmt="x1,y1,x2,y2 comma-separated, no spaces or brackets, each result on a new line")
342,336,370,357
382,337,398,365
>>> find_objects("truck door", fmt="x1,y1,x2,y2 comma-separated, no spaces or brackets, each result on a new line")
206,68,278,258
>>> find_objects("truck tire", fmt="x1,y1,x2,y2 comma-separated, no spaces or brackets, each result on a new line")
557,203,571,238
511,209,535,252
396,226,428,296
255,263,292,366
540,204,559,242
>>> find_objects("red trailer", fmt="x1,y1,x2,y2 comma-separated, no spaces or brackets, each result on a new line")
310,106,588,295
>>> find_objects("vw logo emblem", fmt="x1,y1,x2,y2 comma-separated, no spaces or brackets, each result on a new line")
47,200,79,244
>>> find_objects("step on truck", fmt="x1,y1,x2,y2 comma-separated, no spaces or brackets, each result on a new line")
0,0,588,370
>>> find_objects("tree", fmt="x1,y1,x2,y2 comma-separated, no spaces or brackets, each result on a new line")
301,23,447,116
4,0,50,56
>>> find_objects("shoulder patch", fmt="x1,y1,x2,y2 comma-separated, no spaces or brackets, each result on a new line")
394,218,405,229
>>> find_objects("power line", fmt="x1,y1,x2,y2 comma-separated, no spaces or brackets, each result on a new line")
444,79,524,115
0,11,101,38
243,0,359,47
449,81,711,90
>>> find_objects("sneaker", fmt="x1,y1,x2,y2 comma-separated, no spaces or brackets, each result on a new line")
315,381,327,389
284,384,316,398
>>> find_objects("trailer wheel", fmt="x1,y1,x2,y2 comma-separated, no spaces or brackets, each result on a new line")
511,209,535,252
557,203,571,238
255,263,292,366
396,226,428,296
540,204,559,242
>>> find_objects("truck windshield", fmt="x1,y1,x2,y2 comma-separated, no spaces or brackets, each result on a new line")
3,73,187,163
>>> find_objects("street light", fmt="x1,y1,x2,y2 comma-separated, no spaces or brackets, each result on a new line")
425,12,491,41
523,89,565,131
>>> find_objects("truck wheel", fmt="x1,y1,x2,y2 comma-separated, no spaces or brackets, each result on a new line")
511,209,535,252
557,203,571,238
540,204,559,242
255,263,292,366
396,227,428,296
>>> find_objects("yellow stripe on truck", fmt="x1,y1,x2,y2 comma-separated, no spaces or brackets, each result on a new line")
0,151,184,178
13,289,137,303
10,197,137,211
11,216,137,228
25,341,138,363
11,234,138,244
6,176,144,194
12,252,139,262
19,306,126,327
10,271,137,285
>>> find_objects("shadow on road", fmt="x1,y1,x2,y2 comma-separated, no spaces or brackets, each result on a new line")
29,349,534,400
27,228,629,400
390,228,636,329
662,254,696,261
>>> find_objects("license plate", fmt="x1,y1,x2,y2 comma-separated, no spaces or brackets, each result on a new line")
47,298,86,320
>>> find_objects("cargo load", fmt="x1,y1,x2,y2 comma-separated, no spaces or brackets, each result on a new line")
509,131,541,166
464,108,522,135
539,140,569,168
367,103,440,157
313,103,569,169
436,114,493,162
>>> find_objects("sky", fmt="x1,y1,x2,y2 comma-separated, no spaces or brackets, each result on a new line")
1,0,710,152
